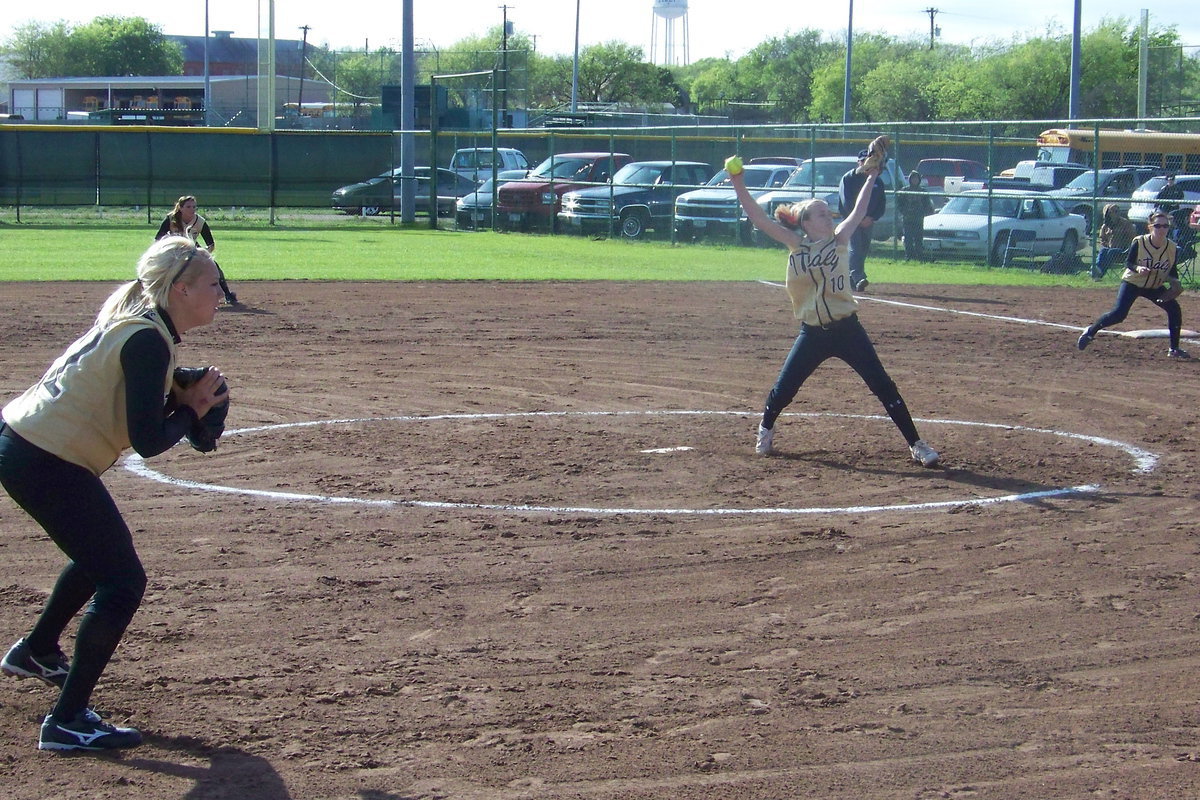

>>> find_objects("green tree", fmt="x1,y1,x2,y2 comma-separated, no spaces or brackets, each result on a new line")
70,16,182,76
739,31,842,122
5,21,76,78
574,41,681,104
683,58,745,116
3,16,181,78
331,51,388,107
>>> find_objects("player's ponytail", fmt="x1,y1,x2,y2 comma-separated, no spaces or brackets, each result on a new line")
95,236,202,327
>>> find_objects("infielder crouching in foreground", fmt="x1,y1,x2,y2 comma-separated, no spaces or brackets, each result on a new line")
0,237,229,751
725,155,940,467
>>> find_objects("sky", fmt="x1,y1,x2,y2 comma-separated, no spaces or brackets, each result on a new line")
3,1,1198,62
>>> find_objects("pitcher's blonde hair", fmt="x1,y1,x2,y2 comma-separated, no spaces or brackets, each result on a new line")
774,198,824,231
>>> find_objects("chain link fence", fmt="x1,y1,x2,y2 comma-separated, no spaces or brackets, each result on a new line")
2,117,1198,278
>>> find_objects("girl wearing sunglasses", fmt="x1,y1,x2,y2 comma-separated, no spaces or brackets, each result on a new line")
1078,210,1189,358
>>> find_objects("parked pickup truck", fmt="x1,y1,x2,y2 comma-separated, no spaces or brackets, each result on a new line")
949,164,1088,195
496,152,632,231
557,160,714,239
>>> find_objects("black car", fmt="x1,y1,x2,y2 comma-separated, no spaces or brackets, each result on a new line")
331,167,479,217
556,160,715,239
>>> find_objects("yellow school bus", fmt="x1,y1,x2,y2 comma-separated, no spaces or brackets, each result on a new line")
1036,128,1200,173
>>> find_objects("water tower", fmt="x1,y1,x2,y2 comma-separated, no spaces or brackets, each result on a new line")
650,0,689,67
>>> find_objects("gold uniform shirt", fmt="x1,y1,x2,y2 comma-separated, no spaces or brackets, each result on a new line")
3,314,177,475
1121,234,1176,290
784,236,860,327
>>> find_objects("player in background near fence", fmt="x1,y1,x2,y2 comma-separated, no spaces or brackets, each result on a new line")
724,155,940,467
1078,210,1189,359
156,196,240,306
838,148,886,291
0,237,230,752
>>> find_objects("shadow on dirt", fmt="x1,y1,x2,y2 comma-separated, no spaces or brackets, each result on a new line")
123,733,292,800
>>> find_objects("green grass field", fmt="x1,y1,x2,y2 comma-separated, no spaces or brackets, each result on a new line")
0,218,1114,286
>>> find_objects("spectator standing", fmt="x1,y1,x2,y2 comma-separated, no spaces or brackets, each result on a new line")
896,171,934,262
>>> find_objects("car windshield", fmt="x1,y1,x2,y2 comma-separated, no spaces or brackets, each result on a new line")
1063,172,1099,191
917,161,953,177
1135,177,1167,194
786,162,853,187
941,195,1020,218
529,157,596,180
612,164,667,185
707,167,780,188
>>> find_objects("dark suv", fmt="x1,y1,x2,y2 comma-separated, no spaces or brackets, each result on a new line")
1049,166,1163,232
557,160,714,239
496,152,633,231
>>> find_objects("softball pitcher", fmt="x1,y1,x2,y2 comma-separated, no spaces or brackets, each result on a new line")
724,155,940,467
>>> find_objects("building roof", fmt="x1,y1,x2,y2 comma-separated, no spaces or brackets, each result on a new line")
8,75,296,89
170,33,306,69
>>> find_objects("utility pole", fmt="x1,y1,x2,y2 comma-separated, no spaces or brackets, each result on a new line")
842,0,853,126
924,7,938,50
500,5,513,127
297,25,310,113
203,0,210,125
1068,0,1081,120
571,0,580,113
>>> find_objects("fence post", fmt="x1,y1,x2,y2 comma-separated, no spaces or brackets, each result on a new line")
490,67,499,232
429,75,439,230
670,129,677,245
607,131,616,239
14,129,22,224
270,131,278,226
146,130,153,225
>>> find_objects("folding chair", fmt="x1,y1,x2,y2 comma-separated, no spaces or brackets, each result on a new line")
1177,230,1197,287
1001,228,1038,269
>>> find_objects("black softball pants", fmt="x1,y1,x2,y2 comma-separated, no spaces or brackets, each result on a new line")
0,426,146,721
761,314,922,446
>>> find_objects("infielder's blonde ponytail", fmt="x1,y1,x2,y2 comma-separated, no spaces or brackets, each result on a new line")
95,236,207,327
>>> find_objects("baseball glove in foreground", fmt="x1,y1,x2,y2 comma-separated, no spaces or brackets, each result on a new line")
169,366,229,452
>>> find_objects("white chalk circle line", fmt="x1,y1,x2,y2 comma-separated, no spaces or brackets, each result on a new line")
121,411,1158,516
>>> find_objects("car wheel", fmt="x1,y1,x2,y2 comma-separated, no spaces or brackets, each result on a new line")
989,231,1010,267
620,210,649,239
361,206,381,217
1060,229,1079,253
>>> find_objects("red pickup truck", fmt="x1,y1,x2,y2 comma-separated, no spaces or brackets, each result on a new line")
497,152,632,231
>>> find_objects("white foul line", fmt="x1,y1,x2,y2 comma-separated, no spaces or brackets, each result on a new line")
757,279,1200,342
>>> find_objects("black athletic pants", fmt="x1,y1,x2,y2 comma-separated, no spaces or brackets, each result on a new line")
1088,280,1183,350
761,314,922,446
0,425,146,721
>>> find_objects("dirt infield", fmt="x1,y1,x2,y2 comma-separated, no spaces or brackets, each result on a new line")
0,280,1197,800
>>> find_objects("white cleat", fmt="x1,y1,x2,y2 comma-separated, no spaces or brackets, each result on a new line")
755,424,774,456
